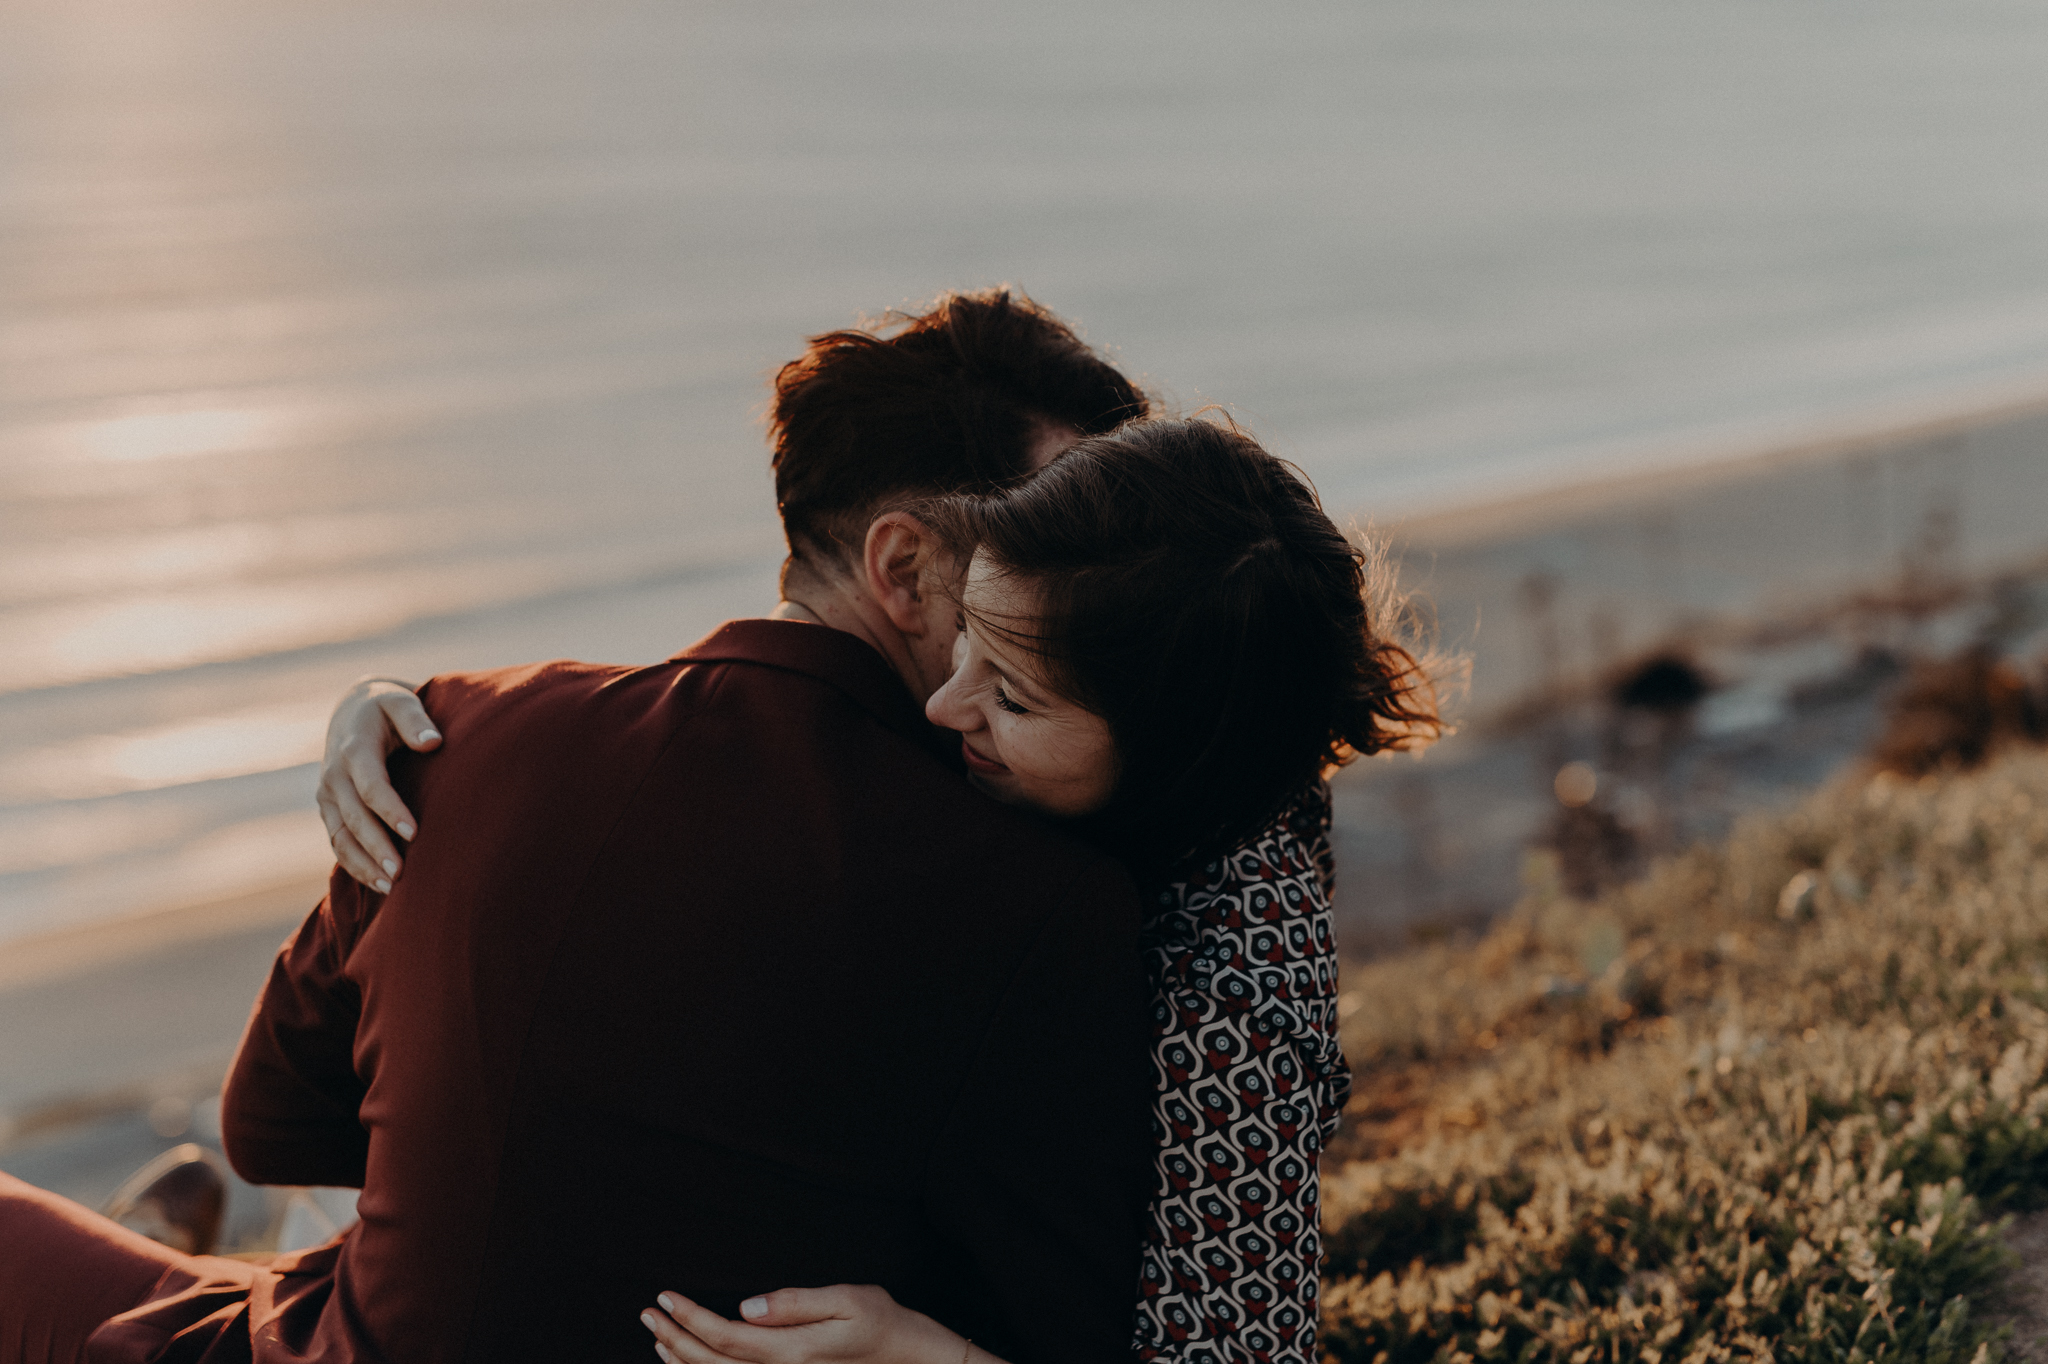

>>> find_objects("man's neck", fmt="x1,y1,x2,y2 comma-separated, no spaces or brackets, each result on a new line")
767,554,940,703
772,582,881,655
769,582,922,696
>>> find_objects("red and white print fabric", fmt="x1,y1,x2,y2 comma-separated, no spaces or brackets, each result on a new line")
1132,782,1350,1364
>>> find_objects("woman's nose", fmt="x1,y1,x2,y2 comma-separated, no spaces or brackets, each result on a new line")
926,668,979,732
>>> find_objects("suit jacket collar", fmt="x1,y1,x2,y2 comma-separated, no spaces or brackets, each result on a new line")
674,618,950,759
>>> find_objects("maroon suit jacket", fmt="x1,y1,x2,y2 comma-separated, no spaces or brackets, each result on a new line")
215,620,1154,1364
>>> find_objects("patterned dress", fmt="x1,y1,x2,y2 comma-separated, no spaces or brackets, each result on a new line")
1132,782,1351,1364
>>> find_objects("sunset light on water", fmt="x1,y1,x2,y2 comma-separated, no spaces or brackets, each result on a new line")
70,409,284,464
8,1,2048,946
0,702,327,806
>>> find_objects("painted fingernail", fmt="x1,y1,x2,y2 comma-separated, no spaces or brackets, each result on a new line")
419,730,440,744
658,1293,680,1314
396,823,416,839
381,858,399,876
656,1346,676,1364
374,879,392,894
740,1296,768,1319
640,1311,660,1333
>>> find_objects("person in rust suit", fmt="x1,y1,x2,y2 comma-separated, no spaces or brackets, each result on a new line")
0,290,1156,1364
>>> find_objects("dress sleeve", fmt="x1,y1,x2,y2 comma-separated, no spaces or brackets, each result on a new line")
219,866,375,1188
1134,787,1349,1364
1135,997,1337,1362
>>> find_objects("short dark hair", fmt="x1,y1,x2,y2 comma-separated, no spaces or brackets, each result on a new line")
768,288,1148,574
931,415,1444,878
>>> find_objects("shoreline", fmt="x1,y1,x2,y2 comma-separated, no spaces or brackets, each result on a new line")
0,878,322,1137
0,877,324,997
1385,371,2048,551
12,379,2048,956
8,383,2048,1136
1377,384,2048,721
1319,386,2048,952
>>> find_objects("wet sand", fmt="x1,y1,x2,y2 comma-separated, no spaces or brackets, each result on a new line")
0,876,317,1224
0,878,321,1133
1387,385,2048,717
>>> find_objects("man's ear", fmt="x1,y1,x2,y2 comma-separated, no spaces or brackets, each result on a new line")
861,513,946,637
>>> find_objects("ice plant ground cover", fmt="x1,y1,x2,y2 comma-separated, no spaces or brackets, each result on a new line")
1321,749,2048,1363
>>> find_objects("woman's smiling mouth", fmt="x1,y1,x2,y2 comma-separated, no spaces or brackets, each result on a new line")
960,737,1009,775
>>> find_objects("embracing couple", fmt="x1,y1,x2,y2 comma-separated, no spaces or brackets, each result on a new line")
0,290,1440,1364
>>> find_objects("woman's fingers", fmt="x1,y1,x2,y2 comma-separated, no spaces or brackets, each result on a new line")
640,1308,745,1364
377,689,443,753
313,677,436,889
639,1286,923,1364
315,776,389,891
327,765,403,888
645,1295,789,1364
734,1286,861,1326
319,786,395,892
348,685,434,843
342,734,418,847
322,813,392,894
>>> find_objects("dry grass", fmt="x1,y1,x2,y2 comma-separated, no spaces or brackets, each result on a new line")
1321,749,2048,1363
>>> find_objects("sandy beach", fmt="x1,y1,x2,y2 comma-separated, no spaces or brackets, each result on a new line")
1341,397,2048,952
0,876,320,1235
0,878,321,1132
1389,385,2048,717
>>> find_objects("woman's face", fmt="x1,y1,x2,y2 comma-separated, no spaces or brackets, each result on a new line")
925,553,1117,818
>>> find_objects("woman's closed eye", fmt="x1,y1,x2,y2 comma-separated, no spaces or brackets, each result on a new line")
993,685,1029,716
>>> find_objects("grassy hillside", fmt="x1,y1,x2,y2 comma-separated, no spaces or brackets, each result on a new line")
1321,749,2048,1363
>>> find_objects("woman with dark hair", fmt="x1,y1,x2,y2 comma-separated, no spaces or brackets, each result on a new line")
322,415,1442,1363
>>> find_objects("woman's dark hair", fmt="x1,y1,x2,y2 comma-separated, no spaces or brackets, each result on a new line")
929,414,1445,878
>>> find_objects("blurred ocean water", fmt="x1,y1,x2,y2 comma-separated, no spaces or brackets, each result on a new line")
9,0,2048,940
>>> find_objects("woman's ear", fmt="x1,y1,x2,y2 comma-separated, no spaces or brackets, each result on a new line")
861,512,947,637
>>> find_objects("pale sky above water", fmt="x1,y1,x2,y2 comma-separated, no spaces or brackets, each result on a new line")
9,0,2048,937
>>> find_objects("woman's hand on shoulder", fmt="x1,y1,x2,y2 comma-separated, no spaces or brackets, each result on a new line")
641,1286,982,1364
316,677,440,893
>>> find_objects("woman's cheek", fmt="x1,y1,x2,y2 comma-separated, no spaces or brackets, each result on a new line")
989,713,1021,763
